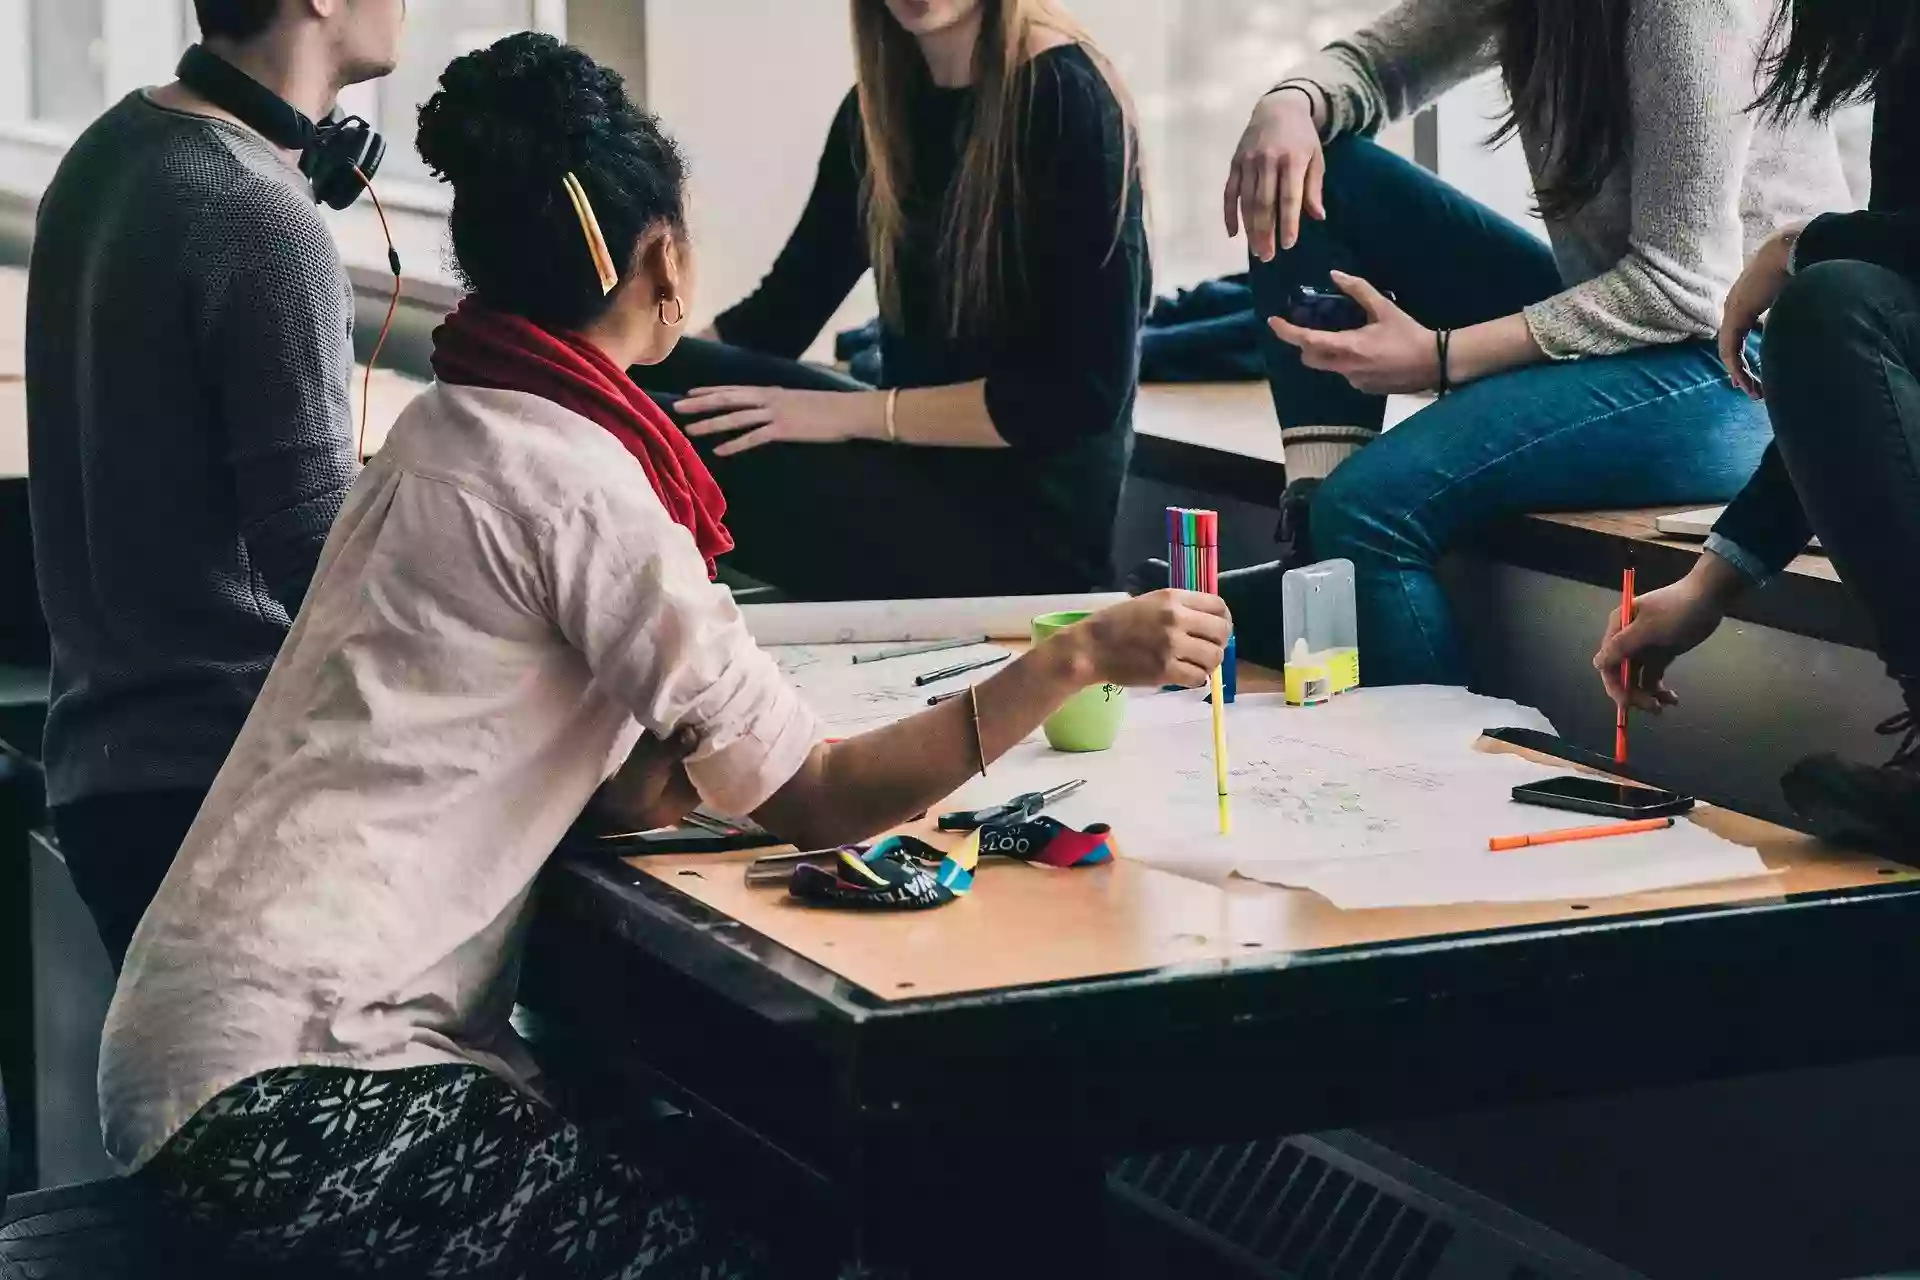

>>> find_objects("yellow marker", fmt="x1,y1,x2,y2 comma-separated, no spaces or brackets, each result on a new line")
1209,665,1232,834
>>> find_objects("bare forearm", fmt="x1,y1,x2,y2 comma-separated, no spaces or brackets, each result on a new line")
1688,548,1752,609
752,631,1092,848
1445,312,1545,385
844,380,1007,449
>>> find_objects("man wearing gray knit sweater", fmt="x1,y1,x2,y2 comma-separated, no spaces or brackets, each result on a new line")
26,0,403,966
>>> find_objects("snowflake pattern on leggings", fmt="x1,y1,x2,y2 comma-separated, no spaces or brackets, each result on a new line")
143,1065,767,1278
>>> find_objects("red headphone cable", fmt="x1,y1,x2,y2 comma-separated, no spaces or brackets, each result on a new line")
352,162,402,463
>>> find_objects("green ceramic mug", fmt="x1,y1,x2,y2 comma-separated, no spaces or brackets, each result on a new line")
1032,611,1127,753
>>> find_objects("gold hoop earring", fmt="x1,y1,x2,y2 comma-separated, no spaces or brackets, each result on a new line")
659,297,686,326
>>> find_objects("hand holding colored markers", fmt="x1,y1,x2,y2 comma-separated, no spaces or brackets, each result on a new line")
1169,507,1232,835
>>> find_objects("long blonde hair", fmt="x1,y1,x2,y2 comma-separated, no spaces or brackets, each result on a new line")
851,0,1136,338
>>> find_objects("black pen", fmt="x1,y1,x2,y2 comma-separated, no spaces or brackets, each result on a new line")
928,688,969,706
914,652,1010,688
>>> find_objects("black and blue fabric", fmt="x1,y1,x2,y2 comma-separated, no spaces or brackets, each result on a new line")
787,837,974,910
835,273,1265,388
784,821,1115,912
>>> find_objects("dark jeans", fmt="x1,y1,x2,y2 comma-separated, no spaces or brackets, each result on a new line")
637,339,1081,600
50,787,207,970
1248,138,1774,685
1721,260,1920,701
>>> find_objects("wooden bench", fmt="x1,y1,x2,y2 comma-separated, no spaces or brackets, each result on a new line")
1505,508,1863,650
1130,382,1285,506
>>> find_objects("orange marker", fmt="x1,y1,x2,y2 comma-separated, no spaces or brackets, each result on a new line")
1615,562,1636,764
1490,817,1675,852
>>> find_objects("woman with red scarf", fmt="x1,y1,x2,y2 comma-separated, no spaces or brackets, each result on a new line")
93,34,1227,1279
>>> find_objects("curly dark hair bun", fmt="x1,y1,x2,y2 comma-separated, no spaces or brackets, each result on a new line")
417,32,688,330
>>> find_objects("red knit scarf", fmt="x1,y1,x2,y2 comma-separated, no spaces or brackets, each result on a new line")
431,300,733,576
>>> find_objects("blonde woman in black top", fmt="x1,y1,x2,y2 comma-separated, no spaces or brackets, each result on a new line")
642,0,1149,600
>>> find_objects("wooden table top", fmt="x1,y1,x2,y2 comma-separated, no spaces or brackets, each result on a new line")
628,663,1915,1005
1131,382,1284,466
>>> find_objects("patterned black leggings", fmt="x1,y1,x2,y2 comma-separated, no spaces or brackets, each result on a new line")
144,1065,768,1278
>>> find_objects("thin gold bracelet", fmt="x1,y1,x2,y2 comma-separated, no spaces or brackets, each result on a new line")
967,684,988,777
884,388,899,444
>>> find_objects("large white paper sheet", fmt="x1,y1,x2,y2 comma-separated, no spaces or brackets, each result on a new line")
1270,829,1775,909
934,686,1772,909
743,594,1127,646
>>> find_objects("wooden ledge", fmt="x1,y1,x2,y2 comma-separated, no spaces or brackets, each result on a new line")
1483,509,1867,651
1131,383,1285,506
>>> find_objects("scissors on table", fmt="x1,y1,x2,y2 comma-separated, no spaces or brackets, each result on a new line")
936,780,1086,833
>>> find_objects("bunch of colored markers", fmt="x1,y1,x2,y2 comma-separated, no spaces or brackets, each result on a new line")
1167,507,1232,835
1166,507,1219,602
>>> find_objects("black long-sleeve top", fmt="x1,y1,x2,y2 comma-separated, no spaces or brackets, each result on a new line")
1795,65,1920,278
714,45,1150,591
1709,62,1919,581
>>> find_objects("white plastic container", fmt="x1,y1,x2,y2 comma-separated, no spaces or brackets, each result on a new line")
1282,559,1360,706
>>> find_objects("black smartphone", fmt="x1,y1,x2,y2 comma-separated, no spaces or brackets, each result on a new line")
1512,776,1696,820
1287,284,1390,332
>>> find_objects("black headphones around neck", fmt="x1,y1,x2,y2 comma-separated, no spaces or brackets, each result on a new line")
176,44,386,211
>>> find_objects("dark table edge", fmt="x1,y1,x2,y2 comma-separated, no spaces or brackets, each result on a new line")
533,822,1920,1173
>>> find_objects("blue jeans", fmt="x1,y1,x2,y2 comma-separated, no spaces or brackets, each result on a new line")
1249,138,1774,686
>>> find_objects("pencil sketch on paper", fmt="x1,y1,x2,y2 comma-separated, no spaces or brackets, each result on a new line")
771,647,828,677
1170,755,1399,848
769,642,1012,736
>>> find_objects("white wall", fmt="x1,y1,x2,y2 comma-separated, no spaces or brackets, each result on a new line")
1433,70,1543,239
0,0,28,123
646,1,869,338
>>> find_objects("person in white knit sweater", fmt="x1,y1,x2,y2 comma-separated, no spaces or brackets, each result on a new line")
1213,0,1850,685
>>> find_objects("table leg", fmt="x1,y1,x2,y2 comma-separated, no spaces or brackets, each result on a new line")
852,1118,1111,1279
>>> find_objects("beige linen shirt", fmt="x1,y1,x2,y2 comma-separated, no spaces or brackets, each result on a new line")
100,382,820,1171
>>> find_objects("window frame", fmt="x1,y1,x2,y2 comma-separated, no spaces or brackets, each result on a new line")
0,0,592,294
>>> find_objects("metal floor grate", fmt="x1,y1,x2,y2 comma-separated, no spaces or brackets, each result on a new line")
1111,1132,1647,1280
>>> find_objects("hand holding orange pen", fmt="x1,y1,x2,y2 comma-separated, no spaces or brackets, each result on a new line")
1614,559,1636,765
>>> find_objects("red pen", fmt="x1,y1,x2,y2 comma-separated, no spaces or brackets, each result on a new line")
1615,561,1635,765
